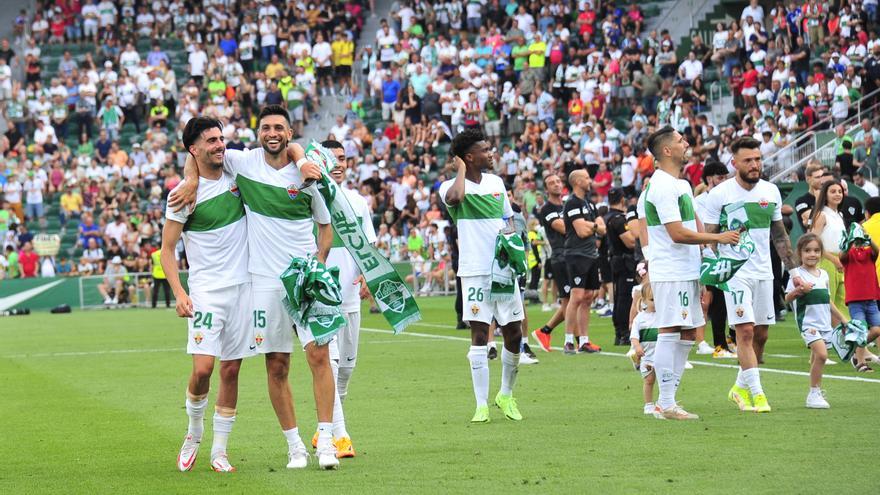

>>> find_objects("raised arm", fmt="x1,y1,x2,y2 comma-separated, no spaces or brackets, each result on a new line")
443,156,468,206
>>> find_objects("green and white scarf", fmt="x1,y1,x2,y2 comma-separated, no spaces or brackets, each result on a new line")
280,256,345,345
700,201,757,291
839,222,871,253
829,319,869,361
304,142,421,333
490,230,527,302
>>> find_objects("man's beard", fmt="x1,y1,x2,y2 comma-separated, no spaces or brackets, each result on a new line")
739,171,760,184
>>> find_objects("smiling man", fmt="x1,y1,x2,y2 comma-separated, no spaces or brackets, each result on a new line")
175,105,338,469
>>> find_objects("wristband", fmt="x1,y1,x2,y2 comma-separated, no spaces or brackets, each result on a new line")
295,157,309,169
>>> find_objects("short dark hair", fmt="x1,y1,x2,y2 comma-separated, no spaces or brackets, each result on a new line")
645,126,676,158
702,159,728,180
842,140,853,150
866,196,880,215
730,136,761,155
321,139,343,150
182,117,222,153
451,128,486,159
258,104,291,126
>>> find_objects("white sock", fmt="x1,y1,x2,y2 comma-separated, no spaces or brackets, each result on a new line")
564,334,574,345
467,346,489,407
673,339,695,392
735,368,748,389
597,298,605,306
283,427,302,451
655,333,680,409
520,336,528,348
185,397,208,441
487,341,497,350
578,335,589,345
211,411,235,458
330,360,348,439
499,348,520,396
741,367,764,396
316,422,333,449
810,386,821,394
337,366,354,403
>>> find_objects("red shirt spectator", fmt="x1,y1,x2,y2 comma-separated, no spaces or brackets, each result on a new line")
684,160,704,187
50,19,66,38
19,249,39,278
593,165,613,198
842,245,880,303
384,122,400,141
578,9,596,36
742,67,759,89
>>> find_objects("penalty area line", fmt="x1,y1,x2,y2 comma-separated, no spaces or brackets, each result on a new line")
362,327,880,384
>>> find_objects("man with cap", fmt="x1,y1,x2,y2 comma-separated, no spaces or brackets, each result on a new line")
98,255,129,305
604,188,639,345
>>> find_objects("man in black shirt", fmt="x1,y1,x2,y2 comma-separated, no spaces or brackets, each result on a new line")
531,174,568,352
835,140,856,180
604,188,638,346
840,179,865,228
562,169,604,354
793,162,830,230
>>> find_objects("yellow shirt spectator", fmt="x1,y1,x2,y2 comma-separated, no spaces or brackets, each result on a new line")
528,39,547,68
862,213,880,282
60,191,83,214
265,61,286,80
151,249,166,279
332,39,354,66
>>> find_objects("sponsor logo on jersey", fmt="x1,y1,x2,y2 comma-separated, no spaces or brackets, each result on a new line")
287,184,299,200
230,182,240,197
759,198,769,209
255,333,264,346
471,304,480,316
736,307,745,318
193,332,204,345
375,280,407,314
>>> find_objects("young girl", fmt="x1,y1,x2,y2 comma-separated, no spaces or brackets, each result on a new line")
629,282,658,415
839,227,880,371
785,234,850,409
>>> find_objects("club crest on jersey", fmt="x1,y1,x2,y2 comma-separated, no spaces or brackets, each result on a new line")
492,192,501,200
255,333,264,346
471,304,480,316
229,182,240,197
736,307,745,318
681,309,688,320
193,332,204,345
287,184,299,200
759,198,769,209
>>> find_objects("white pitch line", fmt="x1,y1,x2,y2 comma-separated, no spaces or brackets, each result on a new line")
0,347,183,359
362,327,880,384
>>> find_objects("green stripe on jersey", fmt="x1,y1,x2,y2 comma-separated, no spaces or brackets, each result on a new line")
184,191,245,232
720,202,776,229
678,194,696,222
236,174,313,220
448,193,504,221
795,288,830,330
639,327,659,342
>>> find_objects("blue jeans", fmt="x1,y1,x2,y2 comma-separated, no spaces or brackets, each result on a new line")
848,300,880,328
262,45,276,61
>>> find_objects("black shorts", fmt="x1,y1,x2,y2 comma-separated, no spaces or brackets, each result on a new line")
335,65,352,78
551,260,571,298
317,66,333,79
566,256,601,290
598,257,613,284
544,259,554,280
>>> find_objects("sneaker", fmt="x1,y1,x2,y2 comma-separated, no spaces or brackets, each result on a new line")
541,303,552,312
494,392,523,421
684,361,694,369
111,296,118,304
531,329,553,352
471,404,490,423
316,445,340,470
456,321,468,329
287,443,309,469
806,390,830,409
310,431,321,449
713,347,737,359
563,342,577,354
177,434,200,471
643,402,655,415
487,345,498,360
522,343,537,359
334,436,355,458
210,453,236,472
727,384,754,411
103,296,113,305
695,341,714,355
577,342,602,353
826,358,837,365
865,352,880,363
752,393,771,413
519,352,538,365
653,404,700,420
596,306,613,317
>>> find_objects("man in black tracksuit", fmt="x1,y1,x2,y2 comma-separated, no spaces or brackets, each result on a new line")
604,188,638,345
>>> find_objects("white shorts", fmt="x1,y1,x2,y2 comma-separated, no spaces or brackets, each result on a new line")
801,327,832,348
652,280,705,329
187,283,255,361
639,341,656,379
335,311,361,368
461,275,524,326
723,277,776,327
251,276,326,354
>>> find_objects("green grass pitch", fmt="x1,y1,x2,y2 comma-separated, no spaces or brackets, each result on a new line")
2,297,878,494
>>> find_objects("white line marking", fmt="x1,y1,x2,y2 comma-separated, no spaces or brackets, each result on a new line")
362,327,880,384
1,348,182,359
